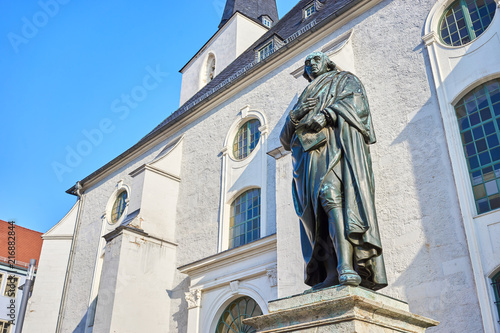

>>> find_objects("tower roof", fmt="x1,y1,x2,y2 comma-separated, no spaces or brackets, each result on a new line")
219,0,279,28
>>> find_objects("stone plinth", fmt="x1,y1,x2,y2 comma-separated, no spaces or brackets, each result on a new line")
243,286,439,332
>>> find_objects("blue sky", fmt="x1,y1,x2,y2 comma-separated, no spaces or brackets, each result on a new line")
0,0,297,233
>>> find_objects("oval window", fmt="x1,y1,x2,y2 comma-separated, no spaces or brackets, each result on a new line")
111,191,128,224
215,297,263,333
439,0,496,46
233,119,261,160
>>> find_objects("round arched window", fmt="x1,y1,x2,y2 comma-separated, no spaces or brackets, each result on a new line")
207,54,216,83
111,191,128,224
455,78,500,214
215,297,263,333
439,0,496,46
233,119,261,160
229,188,261,249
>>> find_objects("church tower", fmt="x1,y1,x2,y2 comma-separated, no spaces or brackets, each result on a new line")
219,0,279,28
179,0,279,105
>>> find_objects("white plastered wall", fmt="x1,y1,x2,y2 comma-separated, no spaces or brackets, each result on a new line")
24,202,78,333
92,228,176,333
423,1,500,331
128,136,183,242
179,13,268,106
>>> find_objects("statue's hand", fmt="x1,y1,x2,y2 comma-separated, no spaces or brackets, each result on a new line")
291,98,318,122
307,112,327,132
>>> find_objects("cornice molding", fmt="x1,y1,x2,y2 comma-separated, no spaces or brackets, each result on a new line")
42,235,73,240
129,164,181,182
178,234,276,277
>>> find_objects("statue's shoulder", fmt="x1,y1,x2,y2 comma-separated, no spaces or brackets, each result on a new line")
338,71,359,80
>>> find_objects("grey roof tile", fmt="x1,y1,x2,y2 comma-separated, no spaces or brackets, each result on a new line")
220,0,280,28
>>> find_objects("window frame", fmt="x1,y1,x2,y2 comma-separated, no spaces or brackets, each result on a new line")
219,108,269,253
257,41,274,62
110,190,128,224
215,296,263,333
438,0,497,47
261,16,273,28
0,320,12,333
228,188,261,249
232,118,262,161
454,78,500,215
304,2,317,20
492,271,500,323
3,275,19,298
105,182,130,225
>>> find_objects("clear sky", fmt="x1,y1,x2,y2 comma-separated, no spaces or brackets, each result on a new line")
0,0,297,233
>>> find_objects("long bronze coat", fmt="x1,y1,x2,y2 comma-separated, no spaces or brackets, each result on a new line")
280,70,387,290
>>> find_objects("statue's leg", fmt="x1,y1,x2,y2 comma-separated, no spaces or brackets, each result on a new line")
318,170,361,288
327,208,361,287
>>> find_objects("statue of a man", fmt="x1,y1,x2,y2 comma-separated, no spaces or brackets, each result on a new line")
280,52,387,290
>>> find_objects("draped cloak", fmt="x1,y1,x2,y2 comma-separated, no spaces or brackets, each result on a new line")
280,70,388,290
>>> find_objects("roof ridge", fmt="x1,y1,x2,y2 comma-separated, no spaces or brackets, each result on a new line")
0,220,43,234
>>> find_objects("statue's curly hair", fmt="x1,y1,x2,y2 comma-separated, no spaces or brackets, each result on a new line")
302,52,337,82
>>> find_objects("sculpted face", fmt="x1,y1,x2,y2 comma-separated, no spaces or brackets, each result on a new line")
305,52,329,80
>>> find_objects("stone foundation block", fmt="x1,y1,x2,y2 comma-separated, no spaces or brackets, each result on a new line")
244,285,438,332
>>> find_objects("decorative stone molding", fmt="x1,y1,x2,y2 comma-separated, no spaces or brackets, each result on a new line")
229,280,240,294
266,146,290,160
240,105,250,118
422,32,437,46
185,289,202,309
266,266,277,287
244,286,439,332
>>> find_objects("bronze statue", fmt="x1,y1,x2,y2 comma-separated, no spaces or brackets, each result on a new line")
280,52,387,290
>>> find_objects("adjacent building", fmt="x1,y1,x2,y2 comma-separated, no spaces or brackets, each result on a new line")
0,220,43,333
24,0,500,331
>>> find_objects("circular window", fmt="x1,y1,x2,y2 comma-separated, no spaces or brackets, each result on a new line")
215,297,263,333
233,119,261,160
110,191,128,224
439,0,496,46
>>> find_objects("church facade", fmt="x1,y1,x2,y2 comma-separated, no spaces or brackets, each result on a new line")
24,0,500,332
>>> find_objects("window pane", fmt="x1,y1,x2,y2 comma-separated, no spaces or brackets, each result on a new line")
233,119,261,160
229,189,261,248
215,297,263,333
111,191,128,224
439,0,496,46
456,79,500,214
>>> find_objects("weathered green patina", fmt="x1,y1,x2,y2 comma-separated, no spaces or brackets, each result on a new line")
280,52,387,290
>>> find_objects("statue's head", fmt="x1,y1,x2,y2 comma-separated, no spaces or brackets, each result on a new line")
303,52,336,82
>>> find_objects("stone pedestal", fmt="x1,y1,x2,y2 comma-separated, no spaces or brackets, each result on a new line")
243,286,438,332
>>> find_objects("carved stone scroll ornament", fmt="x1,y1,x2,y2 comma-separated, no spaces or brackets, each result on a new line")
185,289,202,309
266,266,277,287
